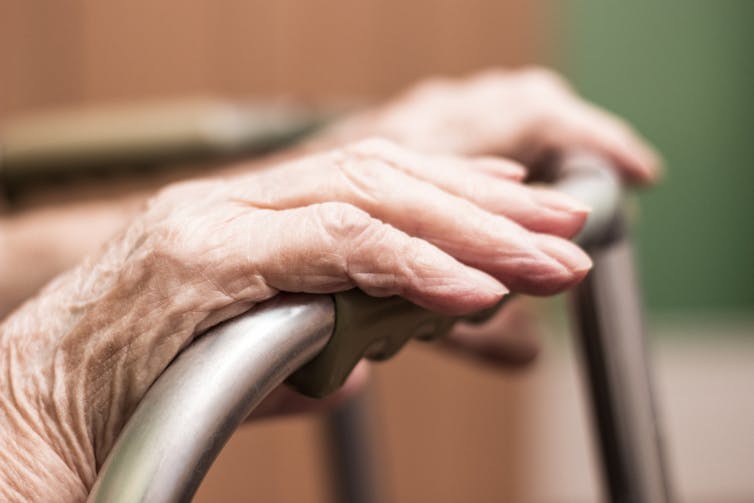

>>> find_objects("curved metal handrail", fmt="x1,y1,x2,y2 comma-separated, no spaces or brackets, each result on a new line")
88,294,335,502
88,153,671,502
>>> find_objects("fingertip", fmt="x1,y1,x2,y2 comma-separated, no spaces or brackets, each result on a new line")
639,147,666,185
570,102,663,186
609,132,664,186
414,265,508,316
626,128,665,182
533,234,592,292
623,159,661,186
623,152,658,185
465,265,510,299
538,235,592,273
530,187,591,237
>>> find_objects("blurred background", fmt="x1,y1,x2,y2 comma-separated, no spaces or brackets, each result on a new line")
1,1,752,501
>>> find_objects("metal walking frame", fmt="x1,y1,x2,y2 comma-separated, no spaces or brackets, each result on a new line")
1,103,673,502
86,154,673,502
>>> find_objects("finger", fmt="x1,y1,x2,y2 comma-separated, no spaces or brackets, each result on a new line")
549,101,663,184
354,140,589,237
237,202,506,315
466,156,527,181
231,149,592,295
442,297,541,367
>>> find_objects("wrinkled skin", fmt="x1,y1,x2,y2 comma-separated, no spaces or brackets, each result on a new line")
0,67,660,501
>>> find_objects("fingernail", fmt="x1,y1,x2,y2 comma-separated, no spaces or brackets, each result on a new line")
534,189,592,215
536,235,593,273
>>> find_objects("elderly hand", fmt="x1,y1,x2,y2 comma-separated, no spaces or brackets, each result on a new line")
327,67,661,184
0,139,591,500
317,67,662,367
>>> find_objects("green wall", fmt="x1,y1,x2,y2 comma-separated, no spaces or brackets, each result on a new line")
558,1,754,314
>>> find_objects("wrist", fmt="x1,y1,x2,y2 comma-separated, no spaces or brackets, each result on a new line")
0,416,88,502
0,221,217,496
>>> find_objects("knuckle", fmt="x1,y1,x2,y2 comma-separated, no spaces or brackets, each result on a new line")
335,156,385,194
333,142,396,199
140,180,228,266
397,236,444,292
402,235,431,267
339,138,417,185
313,202,376,242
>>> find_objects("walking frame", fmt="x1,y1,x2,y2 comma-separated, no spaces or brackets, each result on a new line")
0,103,673,502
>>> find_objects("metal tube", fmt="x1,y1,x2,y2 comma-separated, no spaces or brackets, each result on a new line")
572,232,673,503
87,293,335,503
325,389,387,503
558,153,673,502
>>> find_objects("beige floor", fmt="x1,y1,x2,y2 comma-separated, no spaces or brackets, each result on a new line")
516,315,754,503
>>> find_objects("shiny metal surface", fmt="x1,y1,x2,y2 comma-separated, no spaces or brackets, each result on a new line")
573,237,673,503
559,153,672,502
325,388,387,503
556,151,623,248
87,293,335,503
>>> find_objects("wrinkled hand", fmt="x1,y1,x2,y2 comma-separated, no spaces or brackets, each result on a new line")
319,67,662,368
0,139,591,499
329,67,661,183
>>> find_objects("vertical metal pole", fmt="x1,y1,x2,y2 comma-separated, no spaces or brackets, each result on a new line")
324,386,387,503
572,229,673,503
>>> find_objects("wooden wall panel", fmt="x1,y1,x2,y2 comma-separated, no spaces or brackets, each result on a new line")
0,1,85,114
0,1,551,501
1,0,547,111
78,0,216,101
